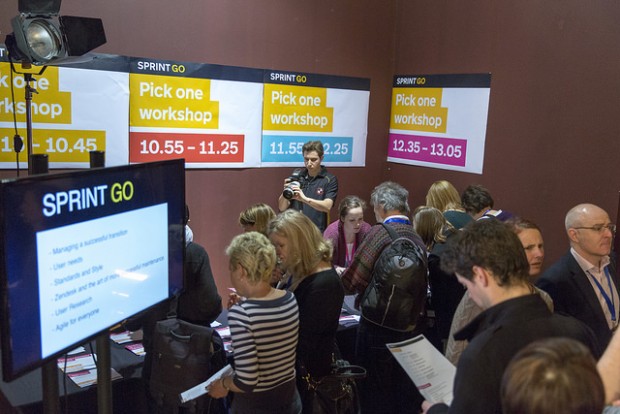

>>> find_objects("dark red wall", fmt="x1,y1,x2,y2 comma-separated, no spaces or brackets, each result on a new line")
389,0,620,267
1,0,618,301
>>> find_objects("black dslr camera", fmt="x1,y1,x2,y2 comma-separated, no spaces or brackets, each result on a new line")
282,169,305,200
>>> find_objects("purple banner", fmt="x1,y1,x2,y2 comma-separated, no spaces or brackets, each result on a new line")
388,133,467,167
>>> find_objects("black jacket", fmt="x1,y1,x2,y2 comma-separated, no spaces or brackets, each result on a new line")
428,294,600,414
536,251,618,347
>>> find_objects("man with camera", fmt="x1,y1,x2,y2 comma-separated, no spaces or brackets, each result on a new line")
277,140,338,232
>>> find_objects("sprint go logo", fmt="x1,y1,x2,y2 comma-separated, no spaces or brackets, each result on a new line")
42,181,134,217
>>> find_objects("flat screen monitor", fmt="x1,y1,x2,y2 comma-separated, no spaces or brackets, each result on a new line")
0,159,185,381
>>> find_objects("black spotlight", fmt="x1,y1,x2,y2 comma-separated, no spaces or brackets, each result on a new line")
6,0,106,66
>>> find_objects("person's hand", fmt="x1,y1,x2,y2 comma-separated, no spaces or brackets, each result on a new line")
282,177,292,189
291,184,305,202
421,400,435,414
271,266,285,285
207,377,229,399
227,292,242,309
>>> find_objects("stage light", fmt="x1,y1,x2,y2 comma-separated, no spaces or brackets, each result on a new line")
2,0,106,176
5,0,106,66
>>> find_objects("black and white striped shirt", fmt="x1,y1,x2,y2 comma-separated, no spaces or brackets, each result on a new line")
228,290,299,393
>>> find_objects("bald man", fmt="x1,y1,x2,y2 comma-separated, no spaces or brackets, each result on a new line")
537,203,618,347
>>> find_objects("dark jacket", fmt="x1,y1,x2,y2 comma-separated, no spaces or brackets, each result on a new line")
428,294,601,414
536,251,618,347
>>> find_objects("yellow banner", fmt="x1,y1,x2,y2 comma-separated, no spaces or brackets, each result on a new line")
0,128,106,163
390,88,447,133
130,74,219,129
0,65,72,124
263,84,334,132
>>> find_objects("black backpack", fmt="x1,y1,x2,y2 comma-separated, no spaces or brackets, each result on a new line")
149,317,227,414
360,223,428,332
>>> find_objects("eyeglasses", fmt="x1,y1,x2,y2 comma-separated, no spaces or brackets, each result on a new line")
573,224,616,233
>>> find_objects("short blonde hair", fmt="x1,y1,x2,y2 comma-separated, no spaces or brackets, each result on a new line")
226,231,276,284
426,180,463,212
238,203,276,235
268,210,332,280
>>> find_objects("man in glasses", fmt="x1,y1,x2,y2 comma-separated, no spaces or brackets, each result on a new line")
537,203,618,347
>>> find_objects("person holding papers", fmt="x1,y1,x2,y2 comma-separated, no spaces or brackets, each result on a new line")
208,232,301,414
422,219,601,414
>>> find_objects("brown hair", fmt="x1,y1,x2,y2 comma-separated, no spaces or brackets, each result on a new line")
302,140,324,158
238,203,276,235
439,219,529,287
338,195,367,221
501,337,604,414
425,180,463,212
412,206,454,251
505,216,541,235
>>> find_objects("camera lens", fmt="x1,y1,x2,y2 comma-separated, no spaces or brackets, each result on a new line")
282,187,295,200
282,181,299,200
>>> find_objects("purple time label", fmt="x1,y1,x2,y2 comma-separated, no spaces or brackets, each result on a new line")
388,133,467,167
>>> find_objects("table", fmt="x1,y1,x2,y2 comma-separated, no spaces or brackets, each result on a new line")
0,335,147,414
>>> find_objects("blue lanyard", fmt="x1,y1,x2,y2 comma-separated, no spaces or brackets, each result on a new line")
587,267,616,322
382,217,411,225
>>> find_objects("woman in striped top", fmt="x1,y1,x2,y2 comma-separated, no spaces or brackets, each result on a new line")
208,231,301,414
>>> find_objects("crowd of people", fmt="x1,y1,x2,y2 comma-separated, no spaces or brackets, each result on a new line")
134,140,619,414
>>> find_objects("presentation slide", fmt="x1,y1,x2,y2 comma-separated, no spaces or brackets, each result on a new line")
36,203,169,358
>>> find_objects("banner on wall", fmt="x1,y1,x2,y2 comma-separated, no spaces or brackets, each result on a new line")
129,58,265,168
387,73,491,174
260,70,370,167
0,55,129,169
0,50,370,170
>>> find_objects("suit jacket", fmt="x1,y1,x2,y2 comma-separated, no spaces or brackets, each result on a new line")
536,251,618,347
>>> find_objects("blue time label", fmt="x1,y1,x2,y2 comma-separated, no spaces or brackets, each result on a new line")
262,136,353,162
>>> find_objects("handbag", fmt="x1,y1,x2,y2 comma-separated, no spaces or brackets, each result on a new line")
303,359,367,414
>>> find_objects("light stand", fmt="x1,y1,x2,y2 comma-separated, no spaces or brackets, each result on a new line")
8,60,49,175
24,72,36,175
91,151,112,414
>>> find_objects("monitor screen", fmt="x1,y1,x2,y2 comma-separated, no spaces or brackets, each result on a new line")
0,159,185,381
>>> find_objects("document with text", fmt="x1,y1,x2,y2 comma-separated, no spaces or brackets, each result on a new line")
386,334,456,405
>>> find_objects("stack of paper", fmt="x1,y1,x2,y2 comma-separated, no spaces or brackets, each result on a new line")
57,353,123,388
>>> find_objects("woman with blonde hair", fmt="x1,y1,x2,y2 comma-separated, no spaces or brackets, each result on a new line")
425,180,472,229
238,203,276,235
208,231,301,413
268,210,344,413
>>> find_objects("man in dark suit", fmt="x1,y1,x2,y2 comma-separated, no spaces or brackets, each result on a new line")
537,203,618,347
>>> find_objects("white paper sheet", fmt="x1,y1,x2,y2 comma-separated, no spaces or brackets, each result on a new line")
386,334,456,405
179,364,233,403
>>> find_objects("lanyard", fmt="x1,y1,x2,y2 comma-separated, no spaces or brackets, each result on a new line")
587,266,616,322
382,217,411,225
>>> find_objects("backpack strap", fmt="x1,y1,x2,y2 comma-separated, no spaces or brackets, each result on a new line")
381,222,400,241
